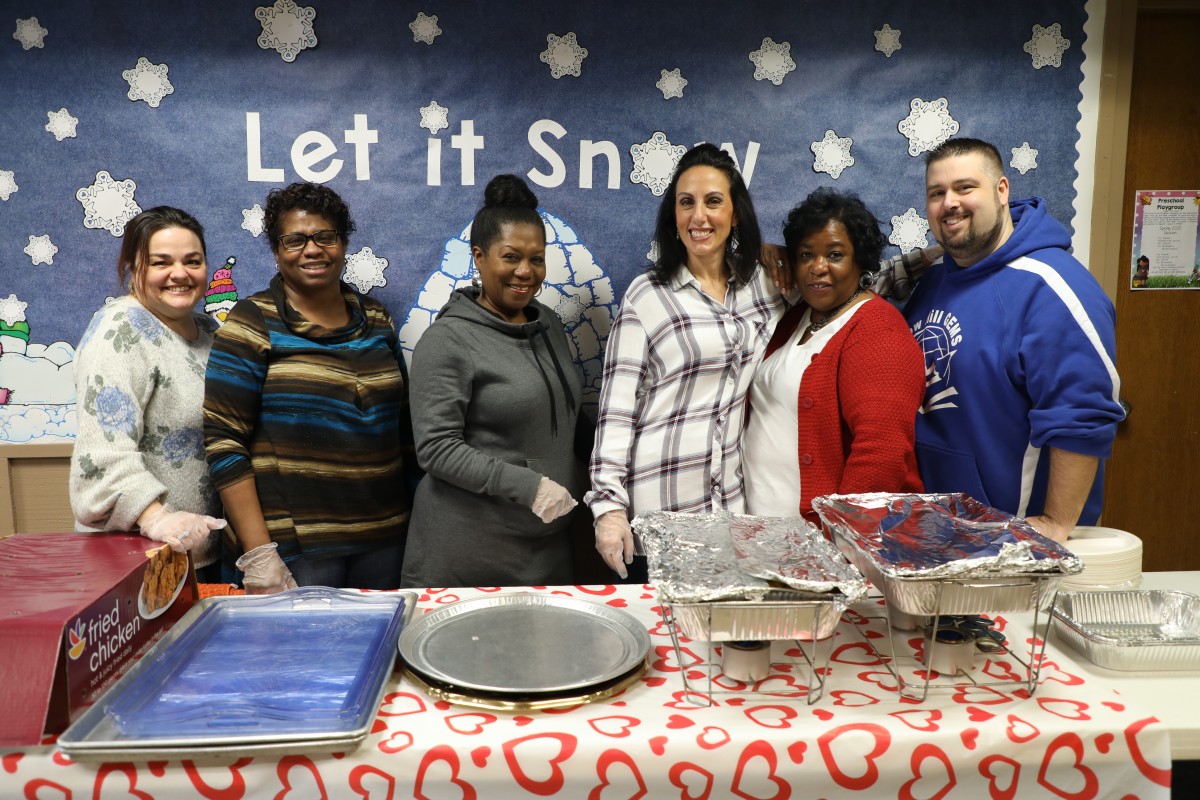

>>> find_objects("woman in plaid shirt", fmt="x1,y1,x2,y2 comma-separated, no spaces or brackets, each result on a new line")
586,144,789,580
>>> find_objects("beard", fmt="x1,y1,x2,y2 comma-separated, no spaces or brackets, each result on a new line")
941,196,1009,266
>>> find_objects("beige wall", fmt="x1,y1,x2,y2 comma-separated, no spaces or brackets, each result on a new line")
0,443,74,538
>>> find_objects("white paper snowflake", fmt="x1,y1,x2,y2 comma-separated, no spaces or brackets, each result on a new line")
0,294,28,326
656,68,687,100
122,57,174,108
343,247,389,294
811,130,855,179
409,12,441,45
45,108,78,141
646,240,660,264
555,293,587,326
748,38,796,86
898,97,960,157
256,0,317,63
1024,23,1070,69
420,101,449,135
1010,142,1039,175
23,234,58,266
13,17,47,50
540,32,587,79
76,171,141,237
0,170,16,201
629,132,686,197
241,204,265,237
889,208,931,253
874,24,901,57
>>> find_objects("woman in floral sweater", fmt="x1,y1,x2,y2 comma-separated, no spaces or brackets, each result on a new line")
70,207,226,579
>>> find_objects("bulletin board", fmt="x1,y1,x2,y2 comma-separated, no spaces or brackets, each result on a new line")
0,0,1098,441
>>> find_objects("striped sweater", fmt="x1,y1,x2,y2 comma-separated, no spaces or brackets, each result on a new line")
203,275,415,562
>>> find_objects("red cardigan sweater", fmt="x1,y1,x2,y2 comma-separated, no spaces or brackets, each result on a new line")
757,294,926,521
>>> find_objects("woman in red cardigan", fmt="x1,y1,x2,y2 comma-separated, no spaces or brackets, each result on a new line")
743,188,925,523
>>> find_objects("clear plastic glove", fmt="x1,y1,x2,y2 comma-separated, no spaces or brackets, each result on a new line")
530,477,578,523
139,505,227,553
595,510,635,580
235,542,298,595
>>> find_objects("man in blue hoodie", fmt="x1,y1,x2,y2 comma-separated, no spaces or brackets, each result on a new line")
905,138,1124,544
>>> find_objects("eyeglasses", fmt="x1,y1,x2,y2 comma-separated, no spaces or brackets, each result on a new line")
277,230,340,251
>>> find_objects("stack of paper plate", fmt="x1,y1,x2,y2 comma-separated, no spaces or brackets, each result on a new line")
1060,526,1143,591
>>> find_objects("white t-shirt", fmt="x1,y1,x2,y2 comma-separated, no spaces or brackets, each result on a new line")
743,302,864,516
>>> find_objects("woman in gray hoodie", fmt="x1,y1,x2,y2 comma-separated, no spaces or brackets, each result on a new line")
401,175,586,587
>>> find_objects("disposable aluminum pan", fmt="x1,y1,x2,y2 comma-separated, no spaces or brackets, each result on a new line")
669,589,846,642
814,493,1078,616
1052,590,1200,671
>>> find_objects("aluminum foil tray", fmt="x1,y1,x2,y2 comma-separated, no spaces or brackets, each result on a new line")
633,511,867,604
1052,590,1200,671
59,589,417,761
669,589,846,642
814,493,1078,615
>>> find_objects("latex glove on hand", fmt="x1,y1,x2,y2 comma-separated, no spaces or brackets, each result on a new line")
236,542,298,595
530,477,578,523
595,510,635,580
139,505,227,553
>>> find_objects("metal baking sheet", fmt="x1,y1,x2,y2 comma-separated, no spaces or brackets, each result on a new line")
59,589,418,760
399,593,650,694
1052,590,1200,671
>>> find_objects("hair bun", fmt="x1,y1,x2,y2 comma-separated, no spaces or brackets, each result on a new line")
483,174,538,210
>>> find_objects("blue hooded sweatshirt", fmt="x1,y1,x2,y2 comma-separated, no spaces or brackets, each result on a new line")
904,197,1124,525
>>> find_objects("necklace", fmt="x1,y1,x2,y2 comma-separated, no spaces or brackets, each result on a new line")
804,287,863,337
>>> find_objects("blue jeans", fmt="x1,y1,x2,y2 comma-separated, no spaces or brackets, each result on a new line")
287,541,404,590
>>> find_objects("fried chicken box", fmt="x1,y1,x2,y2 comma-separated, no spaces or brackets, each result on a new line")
0,532,197,746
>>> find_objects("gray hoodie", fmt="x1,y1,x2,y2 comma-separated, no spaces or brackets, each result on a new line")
401,287,584,587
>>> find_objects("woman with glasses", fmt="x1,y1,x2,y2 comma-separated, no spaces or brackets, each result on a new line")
204,182,417,592
71,207,227,579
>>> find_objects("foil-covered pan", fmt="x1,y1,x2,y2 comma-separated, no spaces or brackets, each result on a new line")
633,511,867,603
1052,590,1200,671
814,493,1081,615
633,511,865,642
399,593,649,695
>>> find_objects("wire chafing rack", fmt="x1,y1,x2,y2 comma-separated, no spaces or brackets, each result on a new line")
656,592,843,706
844,574,1063,702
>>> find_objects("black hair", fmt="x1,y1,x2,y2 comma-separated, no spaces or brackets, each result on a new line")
1136,255,1150,266
117,206,206,294
263,182,356,252
925,137,1005,181
782,188,886,275
471,174,544,252
649,143,762,288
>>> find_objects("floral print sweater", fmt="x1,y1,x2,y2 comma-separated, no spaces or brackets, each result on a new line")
70,296,222,567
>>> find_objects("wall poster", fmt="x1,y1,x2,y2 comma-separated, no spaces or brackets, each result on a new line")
1130,190,1200,290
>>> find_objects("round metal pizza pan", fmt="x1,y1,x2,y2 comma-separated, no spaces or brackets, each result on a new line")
398,593,650,695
